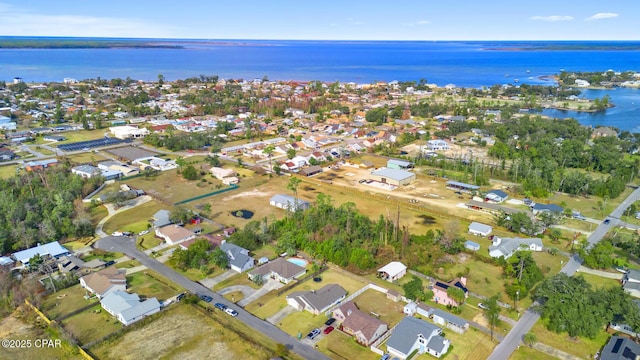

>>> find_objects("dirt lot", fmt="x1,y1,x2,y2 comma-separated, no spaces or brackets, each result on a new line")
0,310,82,360
90,304,272,360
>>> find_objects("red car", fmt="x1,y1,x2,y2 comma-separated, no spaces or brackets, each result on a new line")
323,326,334,334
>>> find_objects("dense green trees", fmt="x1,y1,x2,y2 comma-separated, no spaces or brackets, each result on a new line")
534,273,640,338
403,276,428,301
502,251,543,301
0,167,101,253
170,239,221,275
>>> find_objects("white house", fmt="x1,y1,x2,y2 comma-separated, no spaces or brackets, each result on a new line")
109,125,149,139
155,225,196,245
468,222,492,237
377,261,407,282
220,241,254,273
427,139,450,151
269,194,310,211
249,257,304,284
488,237,543,258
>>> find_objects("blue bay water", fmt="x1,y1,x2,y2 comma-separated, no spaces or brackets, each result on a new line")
1,39,639,130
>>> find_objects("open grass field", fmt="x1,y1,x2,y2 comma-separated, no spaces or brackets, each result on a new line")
550,187,634,220
430,253,508,302
0,164,19,179
102,199,163,235
529,320,609,359
89,304,274,360
137,234,162,249
166,257,226,281
126,270,182,301
212,270,263,291
40,284,91,320
61,303,123,345
509,345,556,360
245,267,368,320
0,311,83,360
126,168,227,204
427,326,494,360
115,259,142,269
577,272,621,289
317,331,379,360
63,152,110,165
352,289,406,327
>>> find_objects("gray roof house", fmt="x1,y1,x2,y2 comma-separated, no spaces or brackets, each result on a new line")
386,316,450,359
531,203,564,215
403,302,469,334
220,241,254,273
468,222,492,237
464,240,480,252
600,336,640,360
249,257,305,284
13,241,70,266
269,194,311,211
286,284,347,315
100,290,161,326
488,237,543,259
151,209,172,228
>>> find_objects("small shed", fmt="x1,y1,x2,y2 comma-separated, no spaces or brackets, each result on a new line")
464,240,480,252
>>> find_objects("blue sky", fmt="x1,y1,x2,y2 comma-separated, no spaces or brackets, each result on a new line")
0,1,638,40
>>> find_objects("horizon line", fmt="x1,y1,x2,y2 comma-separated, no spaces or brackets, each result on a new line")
1,35,639,42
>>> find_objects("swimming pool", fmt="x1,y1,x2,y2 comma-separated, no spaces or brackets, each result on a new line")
287,258,308,268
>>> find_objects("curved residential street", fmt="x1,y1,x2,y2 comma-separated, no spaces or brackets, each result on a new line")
95,236,329,360
487,186,640,360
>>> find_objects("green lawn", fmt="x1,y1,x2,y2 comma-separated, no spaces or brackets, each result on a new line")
550,187,634,220
115,259,142,269
509,345,556,360
430,258,507,302
102,200,164,235
81,249,123,262
279,310,328,337
137,234,162,250
41,284,92,320
576,272,620,289
125,167,227,204
529,320,609,359
126,270,182,301
317,331,379,360
0,164,20,179
61,304,123,345
166,257,226,281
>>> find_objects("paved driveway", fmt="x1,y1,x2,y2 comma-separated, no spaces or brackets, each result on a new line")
95,236,329,360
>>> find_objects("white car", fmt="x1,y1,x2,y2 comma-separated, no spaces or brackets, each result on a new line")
225,308,238,317
478,303,489,310
138,230,150,236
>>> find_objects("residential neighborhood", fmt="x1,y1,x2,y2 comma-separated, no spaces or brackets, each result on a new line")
2,71,640,360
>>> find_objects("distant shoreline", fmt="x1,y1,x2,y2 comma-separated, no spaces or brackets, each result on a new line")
0,39,183,49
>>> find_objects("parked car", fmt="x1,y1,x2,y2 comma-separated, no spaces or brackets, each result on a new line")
604,219,611,225
380,354,390,360
225,308,238,317
214,303,227,311
111,231,123,236
104,260,116,267
572,212,586,220
323,326,334,334
358,179,367,184
478,303,489,310
325,318,336,326
199,294,213,302
122,231,133,237
138,230,150,236
307,328,321,340
176,293,186,301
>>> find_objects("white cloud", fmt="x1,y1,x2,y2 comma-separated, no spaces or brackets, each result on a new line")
530,15,574,22
416,20,430,25
0,3,180,38
586,12,619,21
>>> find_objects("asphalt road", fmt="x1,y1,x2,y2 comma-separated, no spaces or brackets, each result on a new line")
487,186,640,360
95,236,329,360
